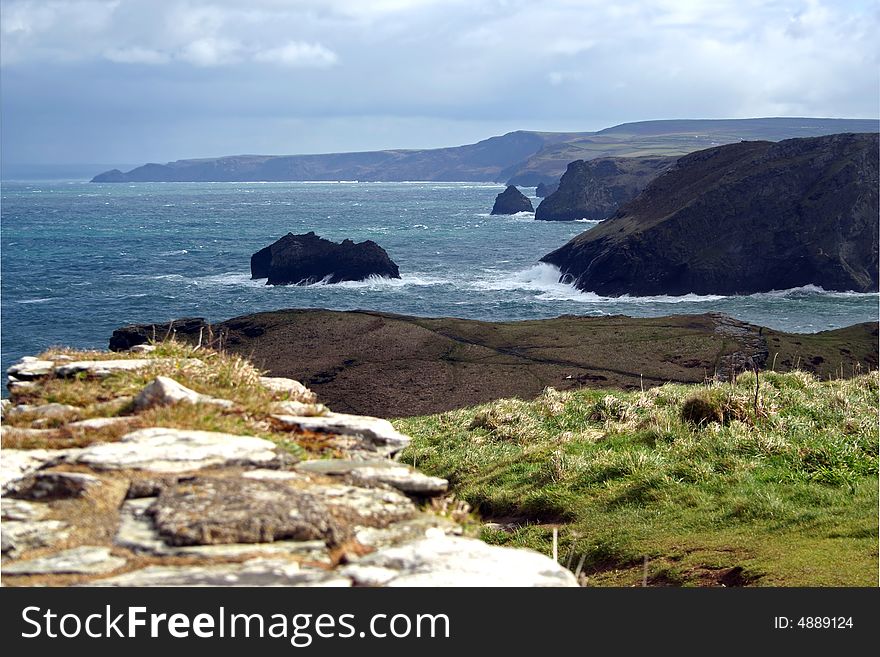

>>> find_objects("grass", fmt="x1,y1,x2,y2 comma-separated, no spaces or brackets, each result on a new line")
3,339,321,457
395,370,879,586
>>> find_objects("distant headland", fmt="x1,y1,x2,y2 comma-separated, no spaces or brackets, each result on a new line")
91,117,879,185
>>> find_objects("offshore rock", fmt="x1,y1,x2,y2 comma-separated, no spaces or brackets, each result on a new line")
491,185,533,214
251,232,400,285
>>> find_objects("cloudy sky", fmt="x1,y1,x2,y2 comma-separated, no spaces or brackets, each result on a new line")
1,0,878,167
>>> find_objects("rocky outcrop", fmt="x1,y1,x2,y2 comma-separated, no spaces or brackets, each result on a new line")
491,186,533,214
534,155,674,221
1,350,577,587
535,181,558,197
541,133,879,294
250,232,400,285
109,318,208,351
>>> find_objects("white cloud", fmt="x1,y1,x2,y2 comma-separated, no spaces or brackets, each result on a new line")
178,37,242,67
252,41,338,67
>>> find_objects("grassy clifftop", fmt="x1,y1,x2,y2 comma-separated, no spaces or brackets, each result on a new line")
396,369,879,586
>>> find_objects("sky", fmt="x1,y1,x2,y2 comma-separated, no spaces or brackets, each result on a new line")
1,0,878,167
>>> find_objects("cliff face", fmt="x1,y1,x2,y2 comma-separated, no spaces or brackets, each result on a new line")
534,155,675,221
541,133,880,296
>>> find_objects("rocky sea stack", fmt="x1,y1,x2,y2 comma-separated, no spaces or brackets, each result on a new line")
251,232,400,285
542,133,880,295
491,185,533,215
534,155,674,221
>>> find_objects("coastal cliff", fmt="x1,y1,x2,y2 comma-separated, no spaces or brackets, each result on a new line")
542,133,880,295
534,155,674,221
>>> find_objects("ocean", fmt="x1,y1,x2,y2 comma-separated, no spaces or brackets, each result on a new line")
1,180,877,377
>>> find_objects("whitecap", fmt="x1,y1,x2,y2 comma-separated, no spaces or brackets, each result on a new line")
14,297,52,304
158,249,189,256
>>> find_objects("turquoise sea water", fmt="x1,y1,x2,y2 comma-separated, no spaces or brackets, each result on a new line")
1,181,877,376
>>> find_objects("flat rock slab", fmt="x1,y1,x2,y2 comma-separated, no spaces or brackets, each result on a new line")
1,449,66,493
115,498,331,562
354,515,461,550
2,498,50,521
296,459,447,495
272,412,411,457
7,359,55,380
341,536,578,587
149,476,348,547
270,400,327,416
84,559,351,587
7,403,81,423
55,358,203,378
309,483,417,529
2,519,70,556
260,377,317,403
3,546,125,575
75,427,286,473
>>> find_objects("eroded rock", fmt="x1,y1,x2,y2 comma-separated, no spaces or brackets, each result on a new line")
295,459,448,495
75,427,287,473
272,412,411,458
3,546,125,575
341,535,578,587
260,377,317,403
133,376,234,412
84,559,351,587
149,477,348,547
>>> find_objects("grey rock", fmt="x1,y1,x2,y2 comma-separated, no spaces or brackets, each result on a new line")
6,358,55,380
84,559,352,587
354,515,461,550
295,459,448,495
309,483,417,528
1,519,70,556
149,477,348,547
1,426,61,441
341,535,578,587
270,401,327,416
75,427,285,473
7,403,81,425
7,380,39,394
3,546,126,575
128,344,157,354
1,498,50,521
1,449,64,493
272,412,411,458
240,469,310,482
13,471,102,500
115,498,331,563
132,376,234,412
260,376,317,403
